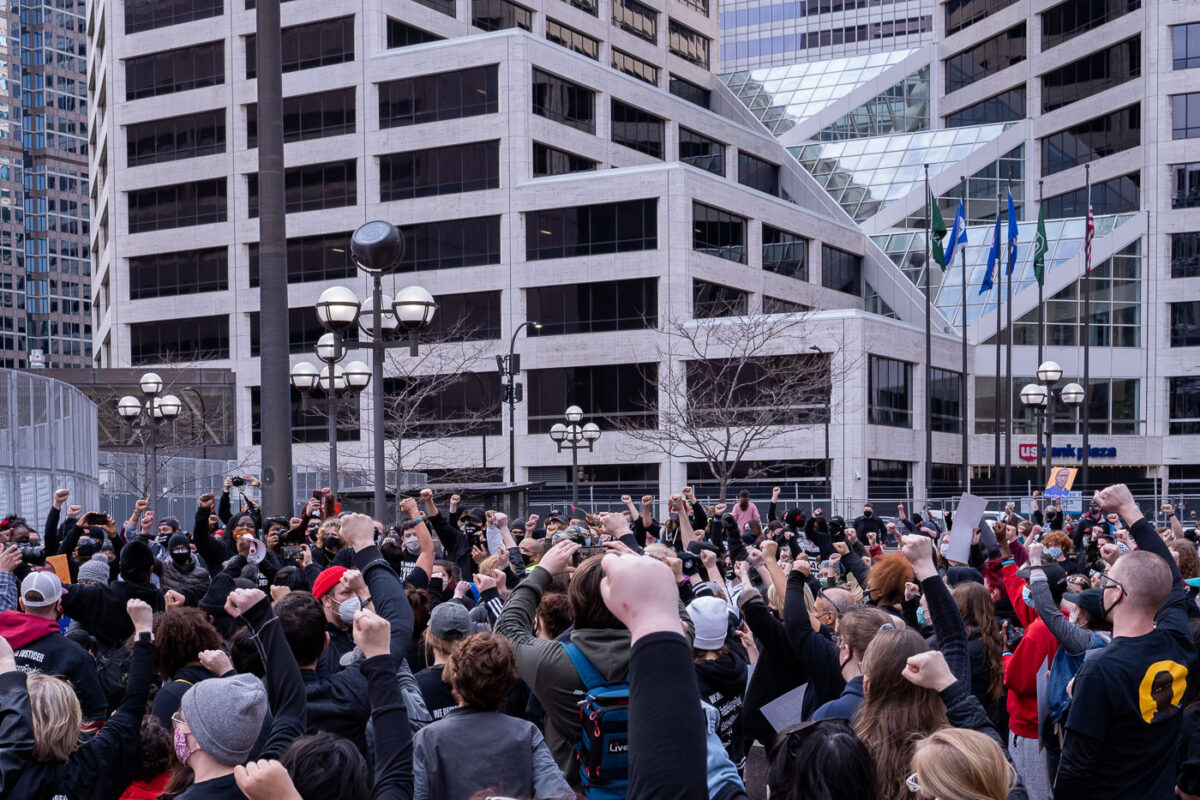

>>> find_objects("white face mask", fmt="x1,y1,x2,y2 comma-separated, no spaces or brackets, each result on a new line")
334,596,361,624
404,537,420,555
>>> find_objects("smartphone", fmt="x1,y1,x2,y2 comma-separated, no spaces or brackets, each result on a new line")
281,545,305,561
572,546,607,566
312,490,323,501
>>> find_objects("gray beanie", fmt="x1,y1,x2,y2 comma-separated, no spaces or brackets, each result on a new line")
76,553,111,584
180,673,267,765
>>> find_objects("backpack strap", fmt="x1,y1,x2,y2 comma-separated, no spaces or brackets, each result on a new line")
562,641,606,690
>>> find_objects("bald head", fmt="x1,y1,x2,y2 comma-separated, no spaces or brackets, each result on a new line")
821,587,855,615
1111,551,1172,616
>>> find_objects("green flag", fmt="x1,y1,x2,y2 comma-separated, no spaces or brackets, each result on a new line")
1033,204,1048,286
930,191,948,268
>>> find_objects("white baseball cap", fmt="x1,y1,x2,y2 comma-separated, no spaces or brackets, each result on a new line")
20,571,64,608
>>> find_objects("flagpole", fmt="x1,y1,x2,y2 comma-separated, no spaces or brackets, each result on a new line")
924,164,933,505
961,175,970,493
1082,165,1092,496
1004,183,1013,498
1037,179,1045,492
994,192,1002,495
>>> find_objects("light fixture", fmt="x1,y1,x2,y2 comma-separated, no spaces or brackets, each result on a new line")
565,405,583,423
343,360,372,391
315,286,361,333
566,424,583,442
157,394,182,419
316,333,344,365
549,423,568,443
351,220,404,274
117,395,141,419
1060,382,1086,406
359,293,398,338
582,422,601,442
320,364,346,393
139,372,163,396
393,285,437,330
1036,360,1063,385
1020,383,1048,409
290,361,321,392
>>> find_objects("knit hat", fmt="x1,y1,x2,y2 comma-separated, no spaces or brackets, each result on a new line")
119,539,154,577
180,673,268,766
167,533,191,552
311,566,347,599
159,517,181,532
77,553,111,584
687,596,730,651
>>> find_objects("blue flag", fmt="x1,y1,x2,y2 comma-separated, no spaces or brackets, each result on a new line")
980,214,1000,295
1006,191,1018,276
944,202,968,266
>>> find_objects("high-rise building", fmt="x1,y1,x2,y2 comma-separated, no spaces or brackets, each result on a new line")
0,0,24,368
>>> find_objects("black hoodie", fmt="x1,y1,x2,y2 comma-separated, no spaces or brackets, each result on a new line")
693,641,749,770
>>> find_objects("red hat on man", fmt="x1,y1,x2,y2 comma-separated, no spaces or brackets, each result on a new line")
311,566,347,600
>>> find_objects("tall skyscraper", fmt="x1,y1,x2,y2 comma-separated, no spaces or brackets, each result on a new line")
0,0,24,368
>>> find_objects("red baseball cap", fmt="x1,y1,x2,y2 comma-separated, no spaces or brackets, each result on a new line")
311,566,347,599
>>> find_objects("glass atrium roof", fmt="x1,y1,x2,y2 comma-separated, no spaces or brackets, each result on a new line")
720,49,918,135
871,214,1137,330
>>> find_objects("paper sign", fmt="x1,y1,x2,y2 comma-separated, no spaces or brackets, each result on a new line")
46,554,71,584
761,682,808,732
946,492,988,564
1045,466,1078,499
486,525,504,556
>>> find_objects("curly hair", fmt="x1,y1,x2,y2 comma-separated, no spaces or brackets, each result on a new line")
866,554,915,607
1042,531,1072,553
536,592,574,640
136,715,172,780
152,607,222,679
952,582,1004,701
316,518,341,548
1170,539,1199,580
444,632,519,711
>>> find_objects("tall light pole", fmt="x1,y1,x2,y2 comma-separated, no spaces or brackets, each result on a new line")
501,320,541,484
548,405,600,507
117,372,181,520
1020,360,1085,495
290,348,370,499
810,345,831,497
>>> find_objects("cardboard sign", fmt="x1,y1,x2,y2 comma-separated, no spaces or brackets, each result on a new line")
1045,466,1078,499
946,492,988,564
46,554,71,584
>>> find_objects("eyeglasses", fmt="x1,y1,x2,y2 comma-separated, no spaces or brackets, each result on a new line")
905,773,929,799
1098,572,1125,594
171,712,189,731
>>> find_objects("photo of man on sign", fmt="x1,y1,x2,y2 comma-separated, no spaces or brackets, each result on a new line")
1045,466,1078,499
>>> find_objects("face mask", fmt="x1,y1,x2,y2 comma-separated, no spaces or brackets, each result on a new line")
336,596,361,625
404,537,421,555
939,543,949,557
1048,547,1063,559
1022,586,1035,607
462,522,480,540
324,534,340,550
916,606,928,626
170,550,190,567
863,510,872,518
1068,608,1080,625
173,727,193,765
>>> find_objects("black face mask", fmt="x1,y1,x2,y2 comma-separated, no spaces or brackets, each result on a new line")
324,535,340,551
863,510,873,518
461,522,480,539
170,551,191,567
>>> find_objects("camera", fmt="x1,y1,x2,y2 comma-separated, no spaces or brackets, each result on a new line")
230,477,245,487
571,546,607,566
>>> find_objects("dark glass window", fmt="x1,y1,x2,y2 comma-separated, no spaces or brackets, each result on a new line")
869,355,912,427
738,151,780,196
246,16,354,78
822,244,862,296
1041,37,1139,113
668,19,709,67
562,0,597,14
125,41,224,100
1175,164,1200,210
686,355,830,427
526,199,658,260
945,86,1025,127
868,459,911,500
427,291,502,341
396,216,502,272
382,373,502,437
248,160,356,217
532,69,595,133
944,23,1025,94
692,202,746,264
127,109,225,166
249,307,331,355
694,280,748,318
411,0,456,17
471,0,532,30
1175,23,1200,70
763,296,809,314
679,127,723,175
126,0,222,34
527,363,658,432
763,225,807,279
945,0,1017,35
1173,93,1200,140
533,142,597,176
1172,232,1200,279
387,18,444,47
613,0,656,42
546,19,600,59
931,367,962,433
611,100,664,158
248,232,355,286
677,0,708,15
250,386,359,445
247,87,355,147
1045,172,1139,217
379,141,499,201
129,247,227,299
378,66,498,128
128,178,227,233
130,316,229,364
1042,0,1139,50
1169,377,1200,434
1041,104,1140,175
670,75,710,108
527,278,657,335
611,49,659,86
1171,302,1200,347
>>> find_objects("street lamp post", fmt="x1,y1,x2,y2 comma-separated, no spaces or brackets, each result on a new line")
548,405,601,507
501,320,541,484
117,372,181,520
1020,360,1085,496
290,351,369,499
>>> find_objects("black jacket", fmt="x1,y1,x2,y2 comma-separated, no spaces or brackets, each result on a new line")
60,580,164,651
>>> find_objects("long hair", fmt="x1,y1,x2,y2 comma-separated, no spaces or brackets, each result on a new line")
767,718,877,800
952,582,1004,701
26,674,80,762
855,629,948,800
912,728,1013,800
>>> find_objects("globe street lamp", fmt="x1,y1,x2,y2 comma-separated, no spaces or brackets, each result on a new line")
291,354,370,499
1020,361,1086,496
116,372,182,519
548,408,601,507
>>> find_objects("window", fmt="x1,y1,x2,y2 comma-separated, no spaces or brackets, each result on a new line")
563,0,597,15
126,0,222,34
546,19,600,59
868,459,911,500
945,0,1017,35
1173,164,1200,210
1173,93,1200,140
1172,233,1200,279
387,18,444,47
526,199,658,260
130,316,229,364
248,232,355,286
396,216,502,272
611,100,663,158
250,386,359,445
248,160,356,216
611,49,659,86
930,368,962,433
679,128,723,175
1171,302,1200,347
527,278,657,335
247,87,354,147
472,0,532,31
677,0,708,16
692,202,746,264
1175,23,1200,70
738,151,779,196
125,41,223,100
763,296,809,314
1045,173,1139,217
249,307,333,355
127,109,225,166
668,20,709,67
378,66,498,128
693,280,748,318
411,0,456,17
945,86,1025,127
821,245,862,296
1041,104,1140,175
532,69,595,133
527,363,657,432
245,16,354,78
1170,377,1200,434
685,354,830,427
533,142,597,176
379,141,499,201
1042,0,1139,50
128,179,227,233
670,75,710,109
1041,37,1139,113
944,24,1025,94
869,355,911,427
763,225,807,279
382,373,502,437
426,291,502,341
129,247,227,299
613,0,656,42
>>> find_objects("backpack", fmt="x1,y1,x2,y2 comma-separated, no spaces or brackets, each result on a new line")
562,642,630,799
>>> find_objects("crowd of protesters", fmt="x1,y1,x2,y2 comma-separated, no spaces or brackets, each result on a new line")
0,477,1194,799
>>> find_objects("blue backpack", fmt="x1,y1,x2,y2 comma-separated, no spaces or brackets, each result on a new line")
562,642,630,799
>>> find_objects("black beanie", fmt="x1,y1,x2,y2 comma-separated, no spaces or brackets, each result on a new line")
168,533,191,551
119,539,154,577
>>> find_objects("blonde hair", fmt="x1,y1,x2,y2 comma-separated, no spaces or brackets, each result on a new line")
316,518,341,548
643,544,673,562
27,673,81,762
424,628,461,660
477,555,500,576
912,728,1013,800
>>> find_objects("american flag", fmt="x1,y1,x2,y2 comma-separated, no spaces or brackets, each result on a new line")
1085,203,1095,273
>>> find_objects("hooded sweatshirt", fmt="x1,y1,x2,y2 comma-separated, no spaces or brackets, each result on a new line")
694,647,749,769
0,609,107,720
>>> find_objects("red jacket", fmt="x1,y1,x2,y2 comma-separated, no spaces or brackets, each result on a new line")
120,773,168,800
1001,562,1059,739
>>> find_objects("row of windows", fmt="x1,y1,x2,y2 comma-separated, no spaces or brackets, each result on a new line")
396,216,502,272
1041,104,1139,176
247,87,355,147
378,65,498,128
130,316,229,364
945,86,1025,128
869,355,910,428
387,18,443,48
1041,37,1140,114
612,48,659,86
1173,163,1200,210
379,140,499,201
248,232,355,286
611,99,663,157
1174,93,1200,140
944,0,1017,36
546,19,600,60
127,109,224,167
613,0,656,43
245,16,354,78
1173,302,1200,347
125,41,223,101
125,0,222,34
1171,377,1200,434
668,20,709,68
128,178,226,233
1173,232,1200,279
129,246,227,299
526,198,658,260
472,0,533,31
693,280,748,318
680,127,723,175
945,23,1025,95
1041,0,1139,51
532,142,596,176
1045,172,1139,218
532,69,594,133
527,278,657,335
247,160,356,217
1176,23,1200,71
